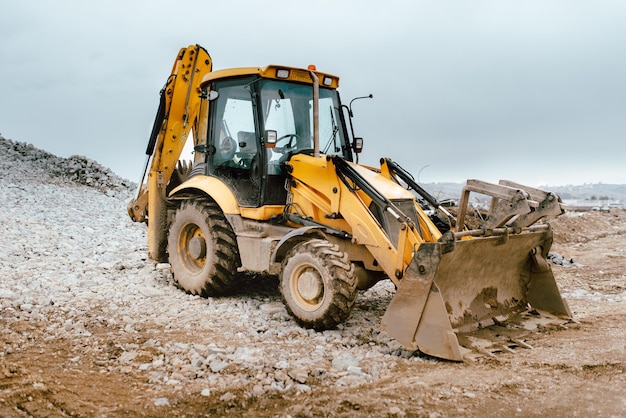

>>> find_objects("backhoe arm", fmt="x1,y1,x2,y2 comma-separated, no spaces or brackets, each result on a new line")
127,45,212,260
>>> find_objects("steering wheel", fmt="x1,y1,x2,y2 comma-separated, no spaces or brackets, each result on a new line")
274,133,300,153
216,136,237,162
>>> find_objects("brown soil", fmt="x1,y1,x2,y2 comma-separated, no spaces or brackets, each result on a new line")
1,210,625,417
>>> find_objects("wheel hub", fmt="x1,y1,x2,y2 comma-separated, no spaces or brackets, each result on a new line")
188,236,206,259
297,269,323,302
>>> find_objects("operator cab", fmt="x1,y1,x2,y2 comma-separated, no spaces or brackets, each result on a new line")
199,74,353,207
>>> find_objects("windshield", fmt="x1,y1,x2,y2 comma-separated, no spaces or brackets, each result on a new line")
258,80,350,162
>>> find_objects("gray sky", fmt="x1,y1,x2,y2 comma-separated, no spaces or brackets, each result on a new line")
1,0,625,187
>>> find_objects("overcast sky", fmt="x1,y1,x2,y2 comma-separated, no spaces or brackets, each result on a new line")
1,1,625,187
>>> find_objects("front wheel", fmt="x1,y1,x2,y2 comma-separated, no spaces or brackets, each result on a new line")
280,239,358,330
167,200,240,296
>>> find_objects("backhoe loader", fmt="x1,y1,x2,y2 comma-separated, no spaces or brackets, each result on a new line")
127,45,572,361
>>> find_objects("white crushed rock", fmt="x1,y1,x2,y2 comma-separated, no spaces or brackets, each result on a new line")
0,134,427,398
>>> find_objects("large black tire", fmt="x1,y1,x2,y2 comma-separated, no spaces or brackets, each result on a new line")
280,239,358,330
167,200,240,296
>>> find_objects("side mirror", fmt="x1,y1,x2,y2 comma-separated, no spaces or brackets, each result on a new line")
353,137,363,154
207,90,219,101
265,130,277,148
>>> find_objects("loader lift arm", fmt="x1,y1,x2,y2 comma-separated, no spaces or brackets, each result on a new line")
288,154,462,359
380,158,456,228
331,155,424,284
381,158,443,212
127,45,212,260
329,156,462,360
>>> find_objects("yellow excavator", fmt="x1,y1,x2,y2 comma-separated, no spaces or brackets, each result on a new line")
128,45,572,361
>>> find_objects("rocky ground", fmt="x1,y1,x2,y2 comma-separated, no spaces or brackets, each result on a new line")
0,135,625,417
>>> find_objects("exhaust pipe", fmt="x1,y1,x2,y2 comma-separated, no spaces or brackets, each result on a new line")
309,69,320,158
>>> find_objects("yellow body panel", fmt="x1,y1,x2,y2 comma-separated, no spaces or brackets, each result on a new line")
240,206,284,221
170,176,284,221
169,176,240,215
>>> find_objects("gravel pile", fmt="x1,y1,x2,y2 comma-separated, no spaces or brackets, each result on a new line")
0,135,135,198
0,135,425,403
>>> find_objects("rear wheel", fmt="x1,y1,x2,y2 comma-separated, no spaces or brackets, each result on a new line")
167,200,240,296
280,239,358,330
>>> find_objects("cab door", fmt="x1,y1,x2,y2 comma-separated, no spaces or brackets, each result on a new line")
206,77,261,207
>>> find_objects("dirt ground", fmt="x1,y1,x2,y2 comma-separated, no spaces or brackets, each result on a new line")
1,210,625,417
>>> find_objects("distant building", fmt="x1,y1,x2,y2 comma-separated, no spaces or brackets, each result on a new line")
562,199,624,211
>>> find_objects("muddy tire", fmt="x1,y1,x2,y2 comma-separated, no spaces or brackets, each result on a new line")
167,200,240,296
280,239,358,330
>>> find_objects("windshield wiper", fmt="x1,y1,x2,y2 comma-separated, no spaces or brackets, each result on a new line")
322,108,339,154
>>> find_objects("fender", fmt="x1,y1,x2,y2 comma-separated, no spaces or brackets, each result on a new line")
271,226,328,264
169,175,241,215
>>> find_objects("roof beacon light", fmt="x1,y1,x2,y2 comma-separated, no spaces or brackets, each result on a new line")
276,69,290,79
307,64,317,71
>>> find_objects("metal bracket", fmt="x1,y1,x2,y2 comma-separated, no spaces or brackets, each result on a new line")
499,180,564,227
455,179,565,232
455,179,531,231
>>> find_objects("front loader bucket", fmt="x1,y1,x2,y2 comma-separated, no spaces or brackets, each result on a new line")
382,225,572,361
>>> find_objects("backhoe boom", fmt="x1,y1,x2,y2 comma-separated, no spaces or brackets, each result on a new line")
127,45,212,260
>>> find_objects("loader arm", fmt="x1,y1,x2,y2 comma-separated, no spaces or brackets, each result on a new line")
127,45,212,260
286,154,571,361
287,155,429,284
286,154,463,359
330,157,463,359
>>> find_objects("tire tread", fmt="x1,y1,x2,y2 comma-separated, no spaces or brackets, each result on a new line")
168,199,240,297
280,239,357,330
